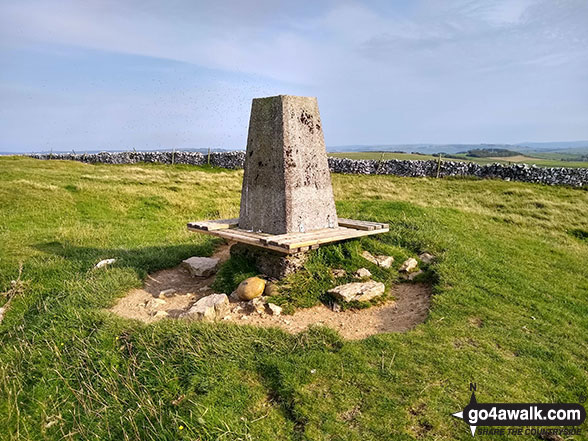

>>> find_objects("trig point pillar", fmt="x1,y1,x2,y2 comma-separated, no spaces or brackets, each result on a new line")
239,95,338,234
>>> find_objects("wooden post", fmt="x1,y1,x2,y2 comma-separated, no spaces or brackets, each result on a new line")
436,154,442,178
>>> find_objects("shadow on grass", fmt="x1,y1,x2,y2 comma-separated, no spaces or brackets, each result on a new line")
33,239,221,279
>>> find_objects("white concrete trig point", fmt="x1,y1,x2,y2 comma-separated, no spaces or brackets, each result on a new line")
188,95,388,256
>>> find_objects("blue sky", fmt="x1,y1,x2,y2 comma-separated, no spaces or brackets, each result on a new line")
1,0,587,152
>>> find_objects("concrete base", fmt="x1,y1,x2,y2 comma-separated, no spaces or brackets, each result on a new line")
229,243,308,279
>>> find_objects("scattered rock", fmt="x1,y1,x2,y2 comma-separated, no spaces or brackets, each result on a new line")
159,288,177,298
248,297,266,314
236,277,266,301
331,269,347,278
266,303,282,316
181,257,219,277
354,268,372,279
401,270,424,281
374,255,394,268
152,310,169,319
328,281,385,302
399,258,418,273
95,258,116,269
418,253,435,264
264,282,280,297
330,302,341,312
145,298,166,308
361,251,394,268
182,293,229,322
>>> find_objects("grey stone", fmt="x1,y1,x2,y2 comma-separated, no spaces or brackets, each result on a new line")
248,297,266,314
418,252,435,264
238,95,339,234
331,269,347,278
182,294,229,321
354,268,372,278
266,303,282,316
399,258,418,273
182,256,219,277
230,243,307,279
95,258,116,268
361,250,394,268
159,288,177,298
328,281,385,302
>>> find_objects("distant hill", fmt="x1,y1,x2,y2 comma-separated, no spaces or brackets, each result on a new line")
464,148,521,158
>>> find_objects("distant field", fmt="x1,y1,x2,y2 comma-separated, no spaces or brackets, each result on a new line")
329,151,588,168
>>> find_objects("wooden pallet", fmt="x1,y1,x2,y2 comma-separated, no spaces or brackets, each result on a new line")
187,218,388,254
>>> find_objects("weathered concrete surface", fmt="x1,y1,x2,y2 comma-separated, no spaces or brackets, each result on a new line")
230,243,307,279
238,95,338,234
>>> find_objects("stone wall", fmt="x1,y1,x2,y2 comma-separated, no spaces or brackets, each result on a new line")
29,151,588,187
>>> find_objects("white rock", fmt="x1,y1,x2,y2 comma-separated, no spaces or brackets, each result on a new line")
399,258,418,273
145,298,167,308
182,257,219,277
159,289,177,298
418,252,435,264
331,269,347,278
374,255,394,268
354,268,372,279
95,258,116,269
0,306,5,323
361,251,394,268
152,310,169,318
266,303,282,316
248,297,266,314
328,281,385,302
182,293,229,321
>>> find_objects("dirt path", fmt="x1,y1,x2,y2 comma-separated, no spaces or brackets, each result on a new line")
109,243,432,339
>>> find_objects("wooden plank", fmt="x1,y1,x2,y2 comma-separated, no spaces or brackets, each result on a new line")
272,227,353,247
267,227,350,247
260,228,335,245
337,218,389,231
285,227,389,250
187,218,239,231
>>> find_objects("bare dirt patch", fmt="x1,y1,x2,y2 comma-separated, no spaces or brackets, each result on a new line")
110,243,432,338
109,244,231,323
238,283,431,339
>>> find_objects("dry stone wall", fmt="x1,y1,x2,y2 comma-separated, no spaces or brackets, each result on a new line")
29,151,588,187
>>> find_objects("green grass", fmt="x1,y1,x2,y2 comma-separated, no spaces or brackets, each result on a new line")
329,151,588,168
1,156,588,440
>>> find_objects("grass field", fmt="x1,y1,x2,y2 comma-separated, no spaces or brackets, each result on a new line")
1,156,588,440
329,151,588,168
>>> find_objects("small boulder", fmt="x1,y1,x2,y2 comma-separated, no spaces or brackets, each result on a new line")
248,297,266,314
159,288,177,298
361,251,394,268
264,282,280,297
182,293,229,322
328,281,385,303
236,277,266,301
266,303,282,316
229,291,241,303
399,258,418,273
182,257,219,277
145,298,166,308
418,253,435,264
354,268,372,279
95,258,116,269
331,269,347,278
152,310,169,319
374,255,394,268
